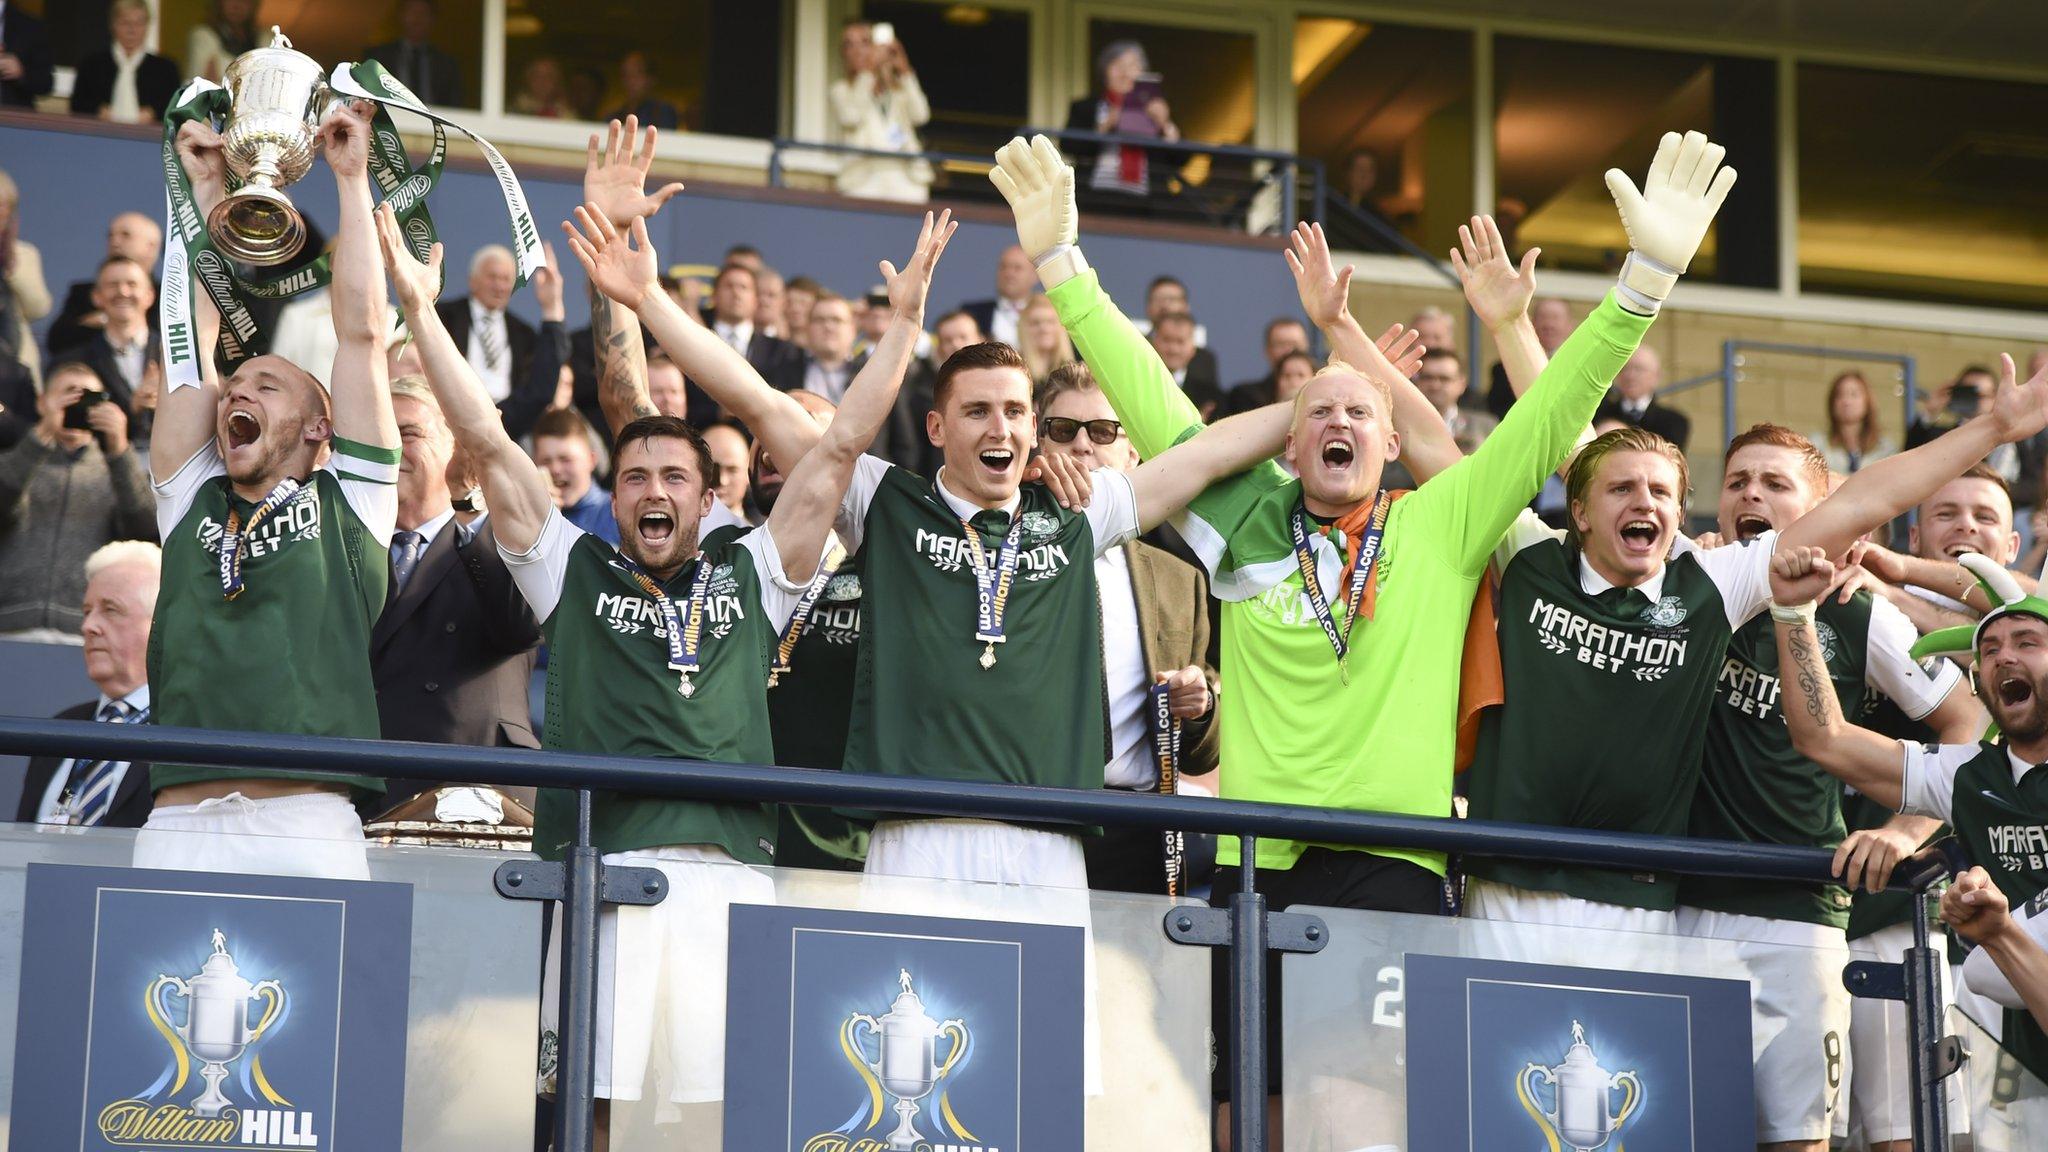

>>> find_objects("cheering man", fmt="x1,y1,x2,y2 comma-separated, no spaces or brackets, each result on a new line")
140,102,401,877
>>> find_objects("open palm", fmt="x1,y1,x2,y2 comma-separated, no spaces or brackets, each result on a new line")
881,210,958,320
1449,214,1539,331
1991,352,2048,443
583,115,686,228
563,204,657,310
1285,222,1353,331
374,203,443,314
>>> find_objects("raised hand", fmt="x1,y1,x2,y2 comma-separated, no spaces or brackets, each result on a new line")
562,203,658,312
1941,866,2013,944
1989,351,2048,444
314,99,378,180
175,119,229,206
880,209,958,323
989,134,1076,261
583,115,686,229
1284,222,1353,331
1449,214,1539,332
374,203,444,316
1769,545,1836,607
1604,130,1736,306
532,241,565,321
1373,323,1424,380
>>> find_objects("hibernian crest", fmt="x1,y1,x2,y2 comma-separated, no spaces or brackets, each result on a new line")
825,573,862,602
1645,596,1687,627
1020,510,1060,541
1814,619,1840,663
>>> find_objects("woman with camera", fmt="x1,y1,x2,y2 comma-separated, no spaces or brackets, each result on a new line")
830,20,934,204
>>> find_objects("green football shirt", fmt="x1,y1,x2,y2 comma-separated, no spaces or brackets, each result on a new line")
148,437,399,794
1844,690,1949,940
836,457,1137,791
1684,594,1958,926
503,510,805,861
767,541,868,869
1049,270,1653,875
1467,525,1774,908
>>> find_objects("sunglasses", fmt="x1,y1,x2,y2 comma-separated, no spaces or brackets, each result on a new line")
1040,417,1124,445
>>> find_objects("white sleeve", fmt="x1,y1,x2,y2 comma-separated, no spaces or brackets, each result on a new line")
497,507,584,622
1680,529,1777,628
737,525,809,633
152,440,226,541
1899,741,1984,821
834,454,893,556
1490,508,1563,575
324,436,401,548
1864,596,1966,721
1960,899,2048,1011
1084,467,1140,556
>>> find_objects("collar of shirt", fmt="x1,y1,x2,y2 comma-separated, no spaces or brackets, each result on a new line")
2008,746,2043,786
715,320,753,348
101,684,151,714
1578,552,1666,605
934,467,1021,521
112,44,146,71
406,506,457,552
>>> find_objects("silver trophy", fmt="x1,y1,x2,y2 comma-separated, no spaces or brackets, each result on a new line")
843,969,971,1152
1518,1020,1644,1152
207,27,338,266
149,929,286,1117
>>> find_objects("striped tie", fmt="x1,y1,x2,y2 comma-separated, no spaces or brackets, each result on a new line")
479,313,506,371
68,700,150,826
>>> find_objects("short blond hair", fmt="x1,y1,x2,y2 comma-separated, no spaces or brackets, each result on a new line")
1291,358,1393,423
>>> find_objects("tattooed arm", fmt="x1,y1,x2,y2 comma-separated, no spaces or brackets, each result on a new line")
1771,545,1910,809
591,275,656,433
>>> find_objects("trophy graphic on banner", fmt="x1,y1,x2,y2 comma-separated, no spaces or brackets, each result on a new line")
842,969,971,1152
1517,1020,1643,1152
148,929,286,1118
207,28,337,265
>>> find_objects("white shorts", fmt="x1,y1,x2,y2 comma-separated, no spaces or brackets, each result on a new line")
537,845,774,1105
864,819,1101,1096
1837,921,1969,1147
1462,879,1681,971
133,791,370,880
1676,906,1851,1144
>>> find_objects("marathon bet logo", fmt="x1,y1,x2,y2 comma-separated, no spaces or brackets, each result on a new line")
913,529,1072,582
194,494,321,558
1714,622,1835,719
595,565,748,639
1986,822,2048,875
1527,594,1689,679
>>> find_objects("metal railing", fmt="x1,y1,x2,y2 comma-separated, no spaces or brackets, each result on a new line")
0,716,1962,1152
1721,340,1920,452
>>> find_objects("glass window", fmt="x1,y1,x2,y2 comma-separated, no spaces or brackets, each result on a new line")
156,0,487,111
505,0,782,135
858,1,1032,159
1494,37,1778,289
1798,63,2048,310
1294,17,1472,257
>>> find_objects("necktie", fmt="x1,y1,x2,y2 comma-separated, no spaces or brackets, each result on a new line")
969,509,1012,539
479,313,505,371
67,700,148,826
392,530,424,592
1594,585,1651,621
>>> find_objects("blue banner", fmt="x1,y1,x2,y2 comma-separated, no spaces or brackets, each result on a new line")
1404,954,1753,1152
723,904,1084,1152
11,864,413,1151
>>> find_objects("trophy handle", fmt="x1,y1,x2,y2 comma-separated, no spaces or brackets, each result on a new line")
1515,1063,1565,1152
935,1019,970,1082
146,975,196,1096
1609,1069,1643,1130
839,1013,886,1132
248,979,286,1043
149,974,192,1036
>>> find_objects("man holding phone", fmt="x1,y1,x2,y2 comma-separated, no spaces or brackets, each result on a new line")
830,18,933,203
0,361,154,639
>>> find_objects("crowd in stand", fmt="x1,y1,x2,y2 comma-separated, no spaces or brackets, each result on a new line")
15,77,2048,1149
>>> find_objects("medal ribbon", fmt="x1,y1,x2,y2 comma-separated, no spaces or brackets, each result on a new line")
218,478,303,600
1290,490,1391,667
1147,680,1186,898
958,512,1027,668
769,542,846,688
619,555,713,697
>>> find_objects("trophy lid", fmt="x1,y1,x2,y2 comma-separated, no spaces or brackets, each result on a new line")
223,26,325,85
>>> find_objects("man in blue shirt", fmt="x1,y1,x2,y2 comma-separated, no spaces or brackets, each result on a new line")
530,407,618,544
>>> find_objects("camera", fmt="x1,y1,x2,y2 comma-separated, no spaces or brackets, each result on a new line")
872,23,895,47
62,390,110,431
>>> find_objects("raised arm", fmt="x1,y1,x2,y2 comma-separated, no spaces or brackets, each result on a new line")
767,212,955,581
578,117,678,435
376,205,552,554
153,119,231,483
1851,539,2037,613
1770,545,1910,807
1128,402,1293,531
1946,868,2048,1027
1450,214,1547,397
1782,354,2048,561
500,243,566,441
314,100,397,453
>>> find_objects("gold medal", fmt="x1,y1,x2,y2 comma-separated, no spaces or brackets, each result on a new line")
979,643,997,670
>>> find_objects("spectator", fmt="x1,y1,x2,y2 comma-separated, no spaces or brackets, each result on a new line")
511,56,567,117
608,51,679,130
70,256,159,444
752,267,789,340
70,0,181,125
707,263,802,390
829,20,933,203
644,351,689,418
186,0,258,85
702,421,752,520
799,292,864,403
0,362,154,640
1065,40,1180,210
529,406,618,544
958,245,1038,347
1149,311,1221,416
1908,365,2020,494
1407,305,1455,362
1035,363,1218,895
369,376,542,810
1018,295,1075,385
1324,148,1405,253
15,540,160,827
0,167,52,389
436,245,533,405
566,64,606,122
0,0,53,109
782,275,822,354
1220,317,1310,416
1272,349,1314,404
1597,345,1690,451
1414,348,1495,455
46,211,162,357
722,243,764,274
1485,297,1571,417
365,0,462,107
1816,370,1897,475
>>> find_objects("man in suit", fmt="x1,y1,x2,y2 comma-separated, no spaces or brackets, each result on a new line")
363,0,462,108
68,0,179,123
46,213,162,358
0,0,54,109
1597,344,1691,451
1034,365,1218,896
1149,310,1221,416
16,541,159,827
70,256,159,442
435,245,537,408
797,291,867,403
957,244,1038,348
369,377,540,812
706,263,803,391
1485,297,1571,418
